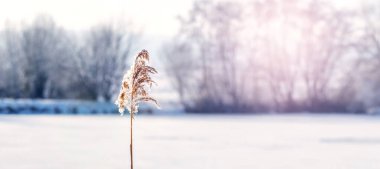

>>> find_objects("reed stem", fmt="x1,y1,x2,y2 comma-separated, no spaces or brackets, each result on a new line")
130,112,133,169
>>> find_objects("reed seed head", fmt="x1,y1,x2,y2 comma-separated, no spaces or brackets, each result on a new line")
115,49,159,116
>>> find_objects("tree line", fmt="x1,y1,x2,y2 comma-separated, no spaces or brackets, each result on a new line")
162,0,380,113
1,0,380,114
0,15,138,101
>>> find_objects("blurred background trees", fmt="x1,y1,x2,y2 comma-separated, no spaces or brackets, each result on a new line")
0,15,138,101
162,0,380,113
162,0,243,112
72,23,137,101
1,0,380,114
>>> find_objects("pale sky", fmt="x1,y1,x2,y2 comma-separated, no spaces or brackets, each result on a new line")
0,0,372,39
0,0,194,37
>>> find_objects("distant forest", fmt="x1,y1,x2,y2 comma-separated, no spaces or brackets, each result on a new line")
161,0,380,113
1,0,380,114
0,15,137,102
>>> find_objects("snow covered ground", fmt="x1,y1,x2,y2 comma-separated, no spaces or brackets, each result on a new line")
0,114,379,169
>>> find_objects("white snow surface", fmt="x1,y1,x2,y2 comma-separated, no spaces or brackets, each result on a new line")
0,114,379,169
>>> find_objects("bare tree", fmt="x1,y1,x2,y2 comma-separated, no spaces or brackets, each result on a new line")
12,15,71,99
73,23,138,101
0,23,24,98
162,0,243,112
161,40,196,108
244,0,357,112
354,3,380,110
298,1,357,112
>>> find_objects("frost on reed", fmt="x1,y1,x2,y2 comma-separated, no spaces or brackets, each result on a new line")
115,49,159,116
115,49,158,169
